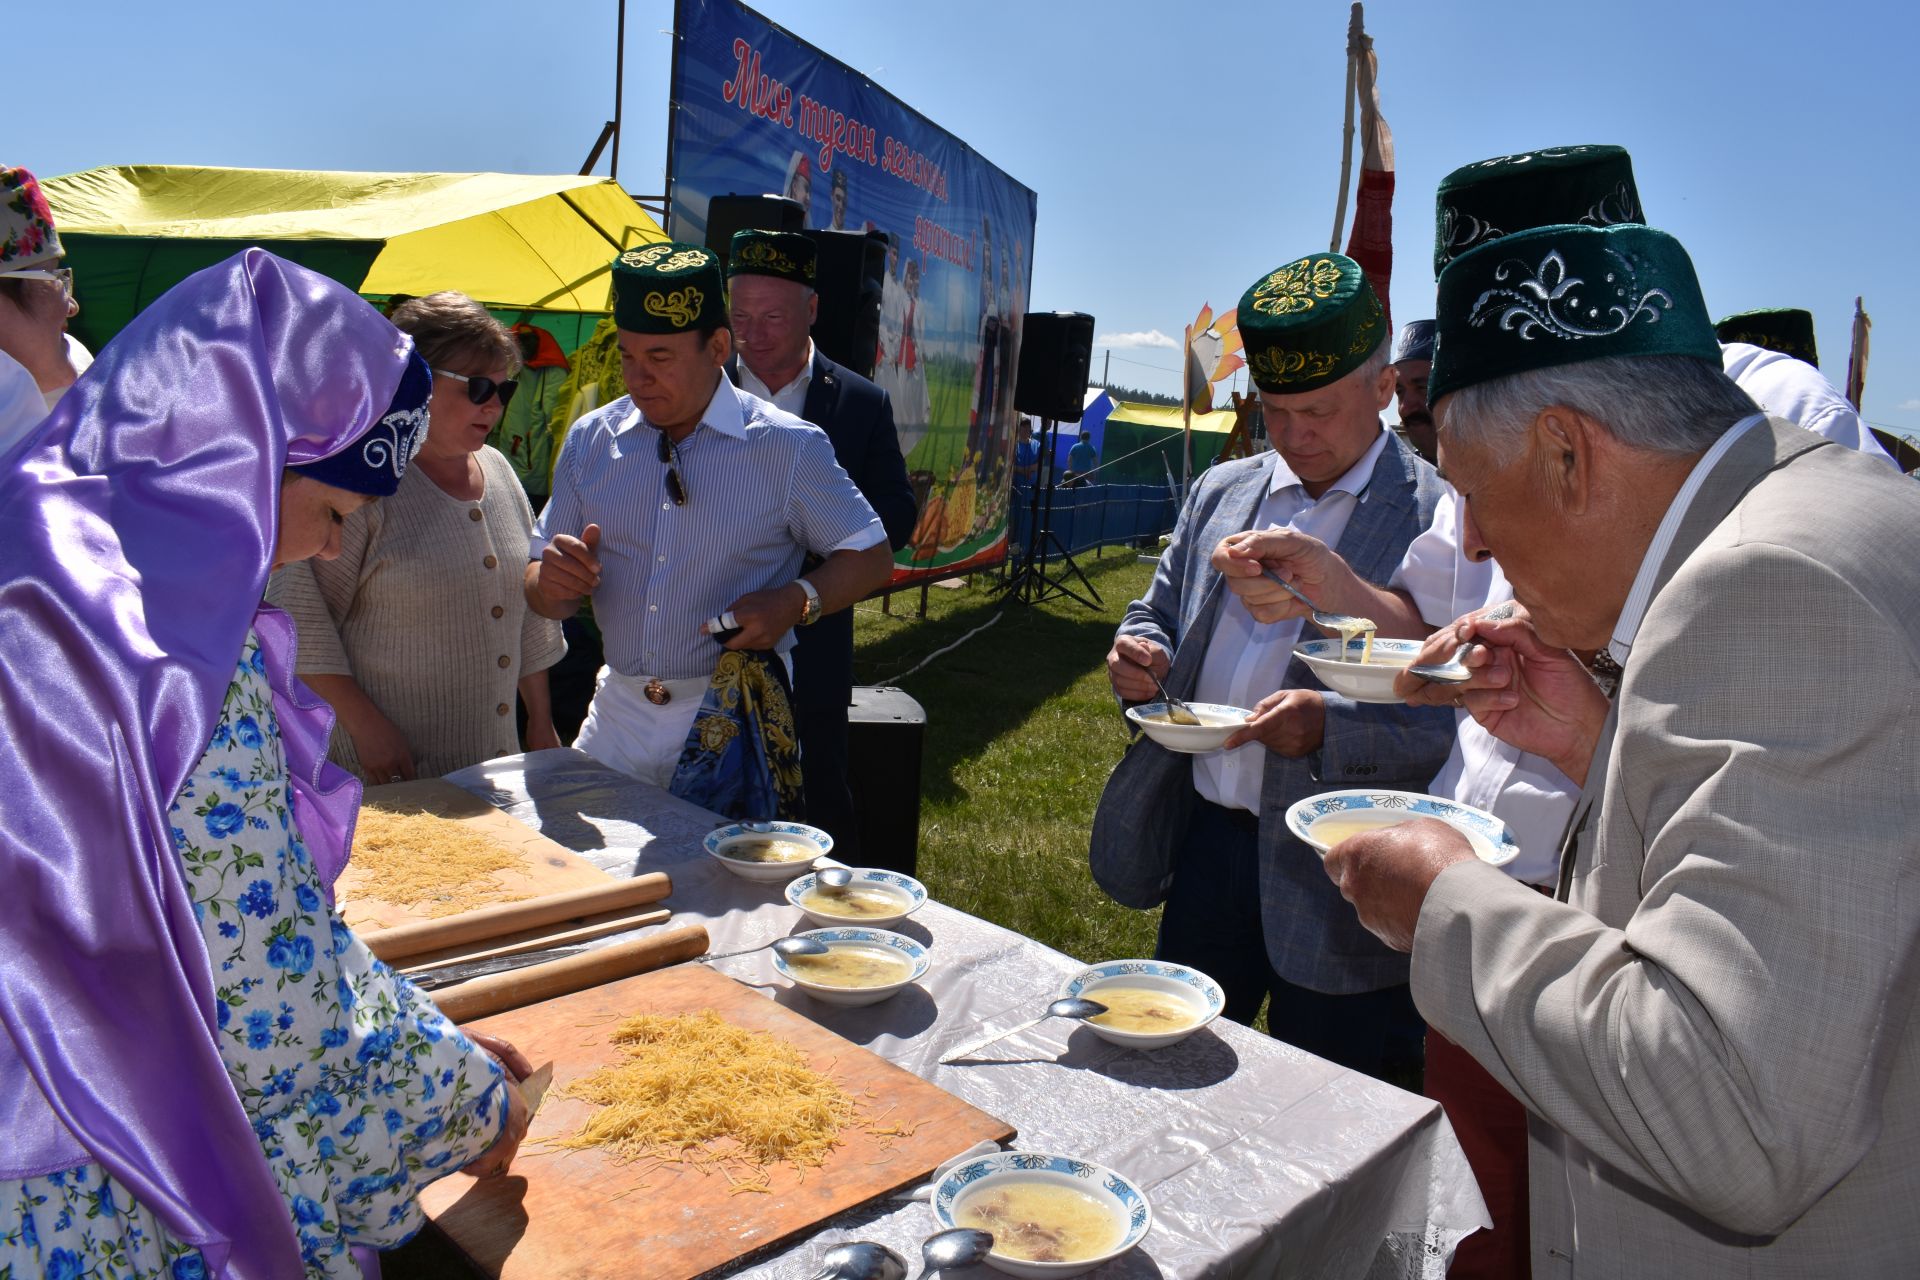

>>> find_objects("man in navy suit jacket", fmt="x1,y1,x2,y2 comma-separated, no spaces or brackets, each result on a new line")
727,231,917,863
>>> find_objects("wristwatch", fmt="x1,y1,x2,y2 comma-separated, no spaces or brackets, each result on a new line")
795,576,822,626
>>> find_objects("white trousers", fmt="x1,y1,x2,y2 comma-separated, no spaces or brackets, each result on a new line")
572,667,709,787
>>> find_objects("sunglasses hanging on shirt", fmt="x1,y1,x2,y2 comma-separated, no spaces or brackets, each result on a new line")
433,368,519,407
656,430,687,506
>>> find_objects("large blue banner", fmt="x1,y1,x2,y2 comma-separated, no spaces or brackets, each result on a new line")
668,0,1037,579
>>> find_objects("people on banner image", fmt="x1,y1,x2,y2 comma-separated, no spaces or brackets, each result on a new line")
828,168,850,231
783,151,814,227
895,256,931,455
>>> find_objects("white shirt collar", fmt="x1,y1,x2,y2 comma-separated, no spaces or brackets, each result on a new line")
1608,413,1765,666
736,340,816,404
1268,424,1389,499
615,372,752,441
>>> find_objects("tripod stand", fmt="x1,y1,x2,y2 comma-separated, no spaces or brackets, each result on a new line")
999,416,1103,608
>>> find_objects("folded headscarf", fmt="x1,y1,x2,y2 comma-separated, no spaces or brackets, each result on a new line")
0,248,416,1278
670,649,804,822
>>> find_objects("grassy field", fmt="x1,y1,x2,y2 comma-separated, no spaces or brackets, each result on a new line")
850,549,1163,964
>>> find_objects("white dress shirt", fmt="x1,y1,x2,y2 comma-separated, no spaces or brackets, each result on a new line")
736,340,817,417
1718,343,1892,466
1193,428,1391,813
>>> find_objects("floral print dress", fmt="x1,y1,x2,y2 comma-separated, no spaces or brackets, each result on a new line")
0,633,507,1280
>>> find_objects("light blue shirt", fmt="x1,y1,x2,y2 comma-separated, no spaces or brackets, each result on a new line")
533,376,883,680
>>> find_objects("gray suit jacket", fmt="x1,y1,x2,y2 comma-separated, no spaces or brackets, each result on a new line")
1414,421,1920,1277
1089,432,1453,993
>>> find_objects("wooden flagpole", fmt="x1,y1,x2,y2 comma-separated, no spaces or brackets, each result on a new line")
1181,323,1194,499
1329,3,1362,252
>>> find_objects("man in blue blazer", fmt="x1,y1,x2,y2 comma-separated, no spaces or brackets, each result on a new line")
727,231,918,863
1090,253,1453,1081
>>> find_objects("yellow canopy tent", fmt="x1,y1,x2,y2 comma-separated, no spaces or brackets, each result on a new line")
44,165,668,351
1097,400,1237,484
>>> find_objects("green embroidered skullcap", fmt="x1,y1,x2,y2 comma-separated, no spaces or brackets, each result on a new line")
726,229,817,287
609,241,728,334
1434,145,1642,277
1238,252,1387,395
1714,308,1818,366
1428,224,1721,404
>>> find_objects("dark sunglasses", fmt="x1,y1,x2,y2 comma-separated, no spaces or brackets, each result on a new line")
656,430,687,506
433,368,519,407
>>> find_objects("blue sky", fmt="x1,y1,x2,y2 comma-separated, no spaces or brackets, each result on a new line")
21,0,1918,433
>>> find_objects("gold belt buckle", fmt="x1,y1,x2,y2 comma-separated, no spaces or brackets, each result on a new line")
643,677,671,706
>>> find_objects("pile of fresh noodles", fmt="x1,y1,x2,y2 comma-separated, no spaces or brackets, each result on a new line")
348,806,533,917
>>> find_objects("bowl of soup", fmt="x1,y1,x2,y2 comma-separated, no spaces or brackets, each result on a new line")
931,1151,1151,1278
772,927,930,1006
1285,789,1520,868
1058,959,1224,1050
703,821,834,882
1122,701,1252,754
1292,636,1423,703
785,867,926,928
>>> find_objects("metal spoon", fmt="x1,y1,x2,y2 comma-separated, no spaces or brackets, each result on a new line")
1259,569,1376,638
816,866,855,893
916,1228,995,1277
1145,668,1201,726
939,997,1109,1063
807,1241,908,1280
697,935,830,964
1408,643,1478,686
741,819,777,833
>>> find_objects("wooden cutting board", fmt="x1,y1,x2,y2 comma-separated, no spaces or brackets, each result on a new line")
337,779,612,932
417,964,1016,1280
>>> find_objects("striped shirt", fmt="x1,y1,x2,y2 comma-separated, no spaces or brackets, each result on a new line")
533,376,883,680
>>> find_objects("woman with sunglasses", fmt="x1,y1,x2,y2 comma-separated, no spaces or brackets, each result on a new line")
271,291,565,784
0,250,530,1279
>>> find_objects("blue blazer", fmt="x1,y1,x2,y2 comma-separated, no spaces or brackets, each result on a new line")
1089,432,1455,993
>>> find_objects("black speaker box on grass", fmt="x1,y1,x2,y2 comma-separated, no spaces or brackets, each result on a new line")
845,686,925,876
1015,310,1095,424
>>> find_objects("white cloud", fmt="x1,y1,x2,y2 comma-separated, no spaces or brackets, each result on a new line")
1095,329,1178,350
1898,398,1920,412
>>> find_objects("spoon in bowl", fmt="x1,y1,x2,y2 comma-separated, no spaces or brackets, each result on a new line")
939,997,1109,1064
816,866,855,894
1144,668,1201,726
807,1241,908,1280
916,1228,994,1277
697,935,830,964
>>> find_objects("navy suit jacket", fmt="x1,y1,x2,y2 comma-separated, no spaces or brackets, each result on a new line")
1089,432,1455,993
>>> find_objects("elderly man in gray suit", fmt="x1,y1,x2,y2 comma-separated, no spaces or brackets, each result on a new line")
1089,251,1453,1082
1319,221,1920,1276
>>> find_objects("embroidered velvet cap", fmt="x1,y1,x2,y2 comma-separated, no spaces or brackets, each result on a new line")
1428,224,1721,403
1715,307,1818,366
1,167,63,271
727,229,817,287
609,241,728,334
289,349,431,495
1238,252,1387,395
1434,145,1643,277
1392,319,1436,364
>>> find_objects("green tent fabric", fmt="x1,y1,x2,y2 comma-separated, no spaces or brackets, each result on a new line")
1094,402,1234,485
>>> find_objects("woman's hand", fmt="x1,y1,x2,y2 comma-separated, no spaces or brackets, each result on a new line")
460,1030,534,1178
348,709,416,784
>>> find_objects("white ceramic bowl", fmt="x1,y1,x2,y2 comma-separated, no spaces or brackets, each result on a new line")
931,1151,1152,1279
1285,789,1520,868
771,927,929,1006
1292,636,1423,703
1123,701,1252,754
703,821,834,882
1057,959,1224,1050
784,867,927,928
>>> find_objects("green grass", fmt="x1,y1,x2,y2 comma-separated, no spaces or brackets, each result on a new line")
851,549,1163,964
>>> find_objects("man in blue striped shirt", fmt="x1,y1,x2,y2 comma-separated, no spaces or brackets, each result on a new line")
526,243,892,789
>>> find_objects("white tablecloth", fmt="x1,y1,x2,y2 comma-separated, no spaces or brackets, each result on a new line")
442,750,1489,1279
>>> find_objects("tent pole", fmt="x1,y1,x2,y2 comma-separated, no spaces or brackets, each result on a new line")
1330,3,1361,252
612,0,627,181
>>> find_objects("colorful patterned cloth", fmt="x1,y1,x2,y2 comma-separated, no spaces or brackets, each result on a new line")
0,634,507,1279
669,649,803,821
0,167,61,271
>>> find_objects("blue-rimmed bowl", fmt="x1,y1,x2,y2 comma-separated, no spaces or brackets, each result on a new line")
1058,959,1224,1050
931,1151,1152,1278
1285,789,1520,868
703,821,833,882
1122,701,1251,754
771,927,929,1006
1293,636,1423,703
784,867,927,928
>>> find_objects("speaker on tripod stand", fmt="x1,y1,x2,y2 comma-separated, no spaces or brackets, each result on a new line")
1002,311,1102,608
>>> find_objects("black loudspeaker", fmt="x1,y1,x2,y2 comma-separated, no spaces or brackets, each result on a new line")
1015,310,1095,423
845,686,925,875
703,193,805,255
806,229,886,381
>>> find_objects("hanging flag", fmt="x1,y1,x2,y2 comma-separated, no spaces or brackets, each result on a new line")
1845,295,1871,410
1341,3,1395,328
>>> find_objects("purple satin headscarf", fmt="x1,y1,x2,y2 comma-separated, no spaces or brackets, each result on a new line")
0,249,413,1279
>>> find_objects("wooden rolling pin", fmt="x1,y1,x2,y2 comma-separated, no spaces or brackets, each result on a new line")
361,872,672,964
398,907,671,976
430,923,710,1023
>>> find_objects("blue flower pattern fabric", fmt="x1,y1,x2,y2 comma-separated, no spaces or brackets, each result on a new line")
0,635,506,1279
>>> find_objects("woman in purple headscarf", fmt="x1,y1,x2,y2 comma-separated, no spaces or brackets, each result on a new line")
0,250,531,1280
